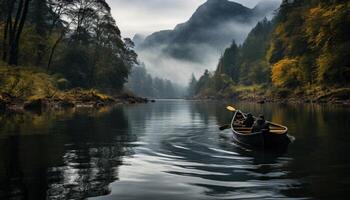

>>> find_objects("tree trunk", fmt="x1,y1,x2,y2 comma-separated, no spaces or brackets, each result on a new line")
2,0,16,62
2,17,10,61
47,30,65,70
89,47,99,87
9,0,31,65
33,0,47,66
9,0,24,45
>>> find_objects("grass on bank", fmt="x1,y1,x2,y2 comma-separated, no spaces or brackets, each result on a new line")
196,79,350,102
0,63,114,103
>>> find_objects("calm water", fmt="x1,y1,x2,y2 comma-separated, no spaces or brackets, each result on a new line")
1,100,350,200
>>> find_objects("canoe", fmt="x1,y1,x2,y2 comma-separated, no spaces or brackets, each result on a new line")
231,110,291,150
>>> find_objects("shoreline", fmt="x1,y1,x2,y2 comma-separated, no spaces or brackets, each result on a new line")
191,87,350,106
188,96,350,106
0,90,153,113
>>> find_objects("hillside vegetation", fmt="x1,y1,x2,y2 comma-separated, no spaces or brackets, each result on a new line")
0,63,118,109
191,0,350,103
0,0,137,92
0,0,146,110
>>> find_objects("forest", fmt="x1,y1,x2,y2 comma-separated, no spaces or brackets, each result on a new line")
0,0,137,102
190,0,350,102
126,64,185,99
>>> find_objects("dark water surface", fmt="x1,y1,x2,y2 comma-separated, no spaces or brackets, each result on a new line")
1,100,350,200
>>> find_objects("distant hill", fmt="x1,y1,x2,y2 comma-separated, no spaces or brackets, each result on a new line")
137,0,280,63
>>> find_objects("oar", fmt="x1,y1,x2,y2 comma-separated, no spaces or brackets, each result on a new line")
218,106,237,131
227,105,248,118
219,124,230,130
226,106,236,112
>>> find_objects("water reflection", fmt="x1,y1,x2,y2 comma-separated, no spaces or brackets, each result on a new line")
0,101,350,199
0,107,134,200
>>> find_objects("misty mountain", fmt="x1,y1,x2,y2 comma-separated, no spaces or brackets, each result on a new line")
253,0,280,17
137,0,280,63
132,34,146,47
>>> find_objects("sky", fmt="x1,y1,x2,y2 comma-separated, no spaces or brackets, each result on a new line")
106,0,271,38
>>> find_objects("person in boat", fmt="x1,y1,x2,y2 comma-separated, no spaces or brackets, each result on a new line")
243,113,254,127
252,115,270,133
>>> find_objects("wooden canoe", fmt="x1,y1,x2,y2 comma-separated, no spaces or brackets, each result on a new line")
231,110,291,150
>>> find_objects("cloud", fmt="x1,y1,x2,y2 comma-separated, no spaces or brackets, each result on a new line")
106,0,281,38
107,0,206,38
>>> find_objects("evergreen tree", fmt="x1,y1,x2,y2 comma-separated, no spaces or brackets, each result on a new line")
188,74,198,96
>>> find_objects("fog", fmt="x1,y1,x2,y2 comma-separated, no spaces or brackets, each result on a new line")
136,20,257,85
107,0,282,87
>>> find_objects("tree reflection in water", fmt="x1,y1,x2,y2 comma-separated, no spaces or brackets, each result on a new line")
0,107,135,199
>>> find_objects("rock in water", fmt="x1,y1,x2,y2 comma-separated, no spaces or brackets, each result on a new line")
24,99,46,111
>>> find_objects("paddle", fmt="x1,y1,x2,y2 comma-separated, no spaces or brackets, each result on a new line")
218,106,237,131
219,124,230,131
226,106,236,112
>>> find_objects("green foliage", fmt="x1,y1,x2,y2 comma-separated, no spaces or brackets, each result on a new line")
53,45,93,87
56,78,69,90
0,0,137,93
216,41,239,82
213,73,233,92
238,18,274,85
195,70,212,95
191,18,274,97
187,74,198,97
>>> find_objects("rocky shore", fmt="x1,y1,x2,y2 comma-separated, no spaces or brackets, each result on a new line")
192,88,350,106
0,89,152,113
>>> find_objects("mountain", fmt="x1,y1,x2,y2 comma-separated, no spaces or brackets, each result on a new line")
132,34,145,47
253,0,280,17
138,0,280,63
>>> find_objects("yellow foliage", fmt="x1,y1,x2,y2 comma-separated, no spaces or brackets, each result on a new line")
268,1,350,88
304,3,349,49
271,58,300,88
275,24,285,36
316,51,337,83
0,64,57,99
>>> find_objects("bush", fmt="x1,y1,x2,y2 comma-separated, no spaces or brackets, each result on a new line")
56,78,70,90
0,65,57,99
274,88,292,98
272,58,301,88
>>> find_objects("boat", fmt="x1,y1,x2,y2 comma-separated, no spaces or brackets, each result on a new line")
231,110,291,151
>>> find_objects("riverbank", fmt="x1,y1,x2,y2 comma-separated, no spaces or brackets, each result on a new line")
0,89,150,112
0,65,150,113
193,85,350,105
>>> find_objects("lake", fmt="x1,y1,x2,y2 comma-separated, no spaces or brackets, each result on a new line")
1,100,350,200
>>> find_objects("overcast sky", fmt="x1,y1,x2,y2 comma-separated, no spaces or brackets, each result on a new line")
106,0,275,38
